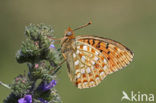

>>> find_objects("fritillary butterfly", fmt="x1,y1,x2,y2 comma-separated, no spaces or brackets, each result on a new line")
61,22,134,89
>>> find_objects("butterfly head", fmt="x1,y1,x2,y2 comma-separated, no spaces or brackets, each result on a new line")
64,27,75,39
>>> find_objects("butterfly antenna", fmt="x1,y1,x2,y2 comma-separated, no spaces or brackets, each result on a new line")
73,21,92,31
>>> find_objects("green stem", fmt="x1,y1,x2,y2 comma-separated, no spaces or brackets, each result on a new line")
0,81,11,89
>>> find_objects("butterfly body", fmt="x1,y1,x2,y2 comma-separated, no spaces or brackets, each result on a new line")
60,26,134,89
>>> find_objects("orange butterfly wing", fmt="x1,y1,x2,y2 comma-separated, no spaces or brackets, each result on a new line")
65,35,134,89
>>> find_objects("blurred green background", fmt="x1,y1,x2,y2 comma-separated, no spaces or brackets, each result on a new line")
0,0,156,103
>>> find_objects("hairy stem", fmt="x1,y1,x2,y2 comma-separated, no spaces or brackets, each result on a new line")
0,81,11,89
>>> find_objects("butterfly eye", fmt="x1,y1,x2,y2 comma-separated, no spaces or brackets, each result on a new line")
66,32,72,36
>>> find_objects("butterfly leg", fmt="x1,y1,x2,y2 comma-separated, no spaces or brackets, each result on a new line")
49,53,67,75
49,48,74,75
49,58,67,75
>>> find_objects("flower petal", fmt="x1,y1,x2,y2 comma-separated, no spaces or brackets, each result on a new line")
18,95,32,103
18,98,24,103
24,95,32,103
49,44,55,49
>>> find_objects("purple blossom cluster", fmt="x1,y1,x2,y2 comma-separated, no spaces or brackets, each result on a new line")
18,80,56,103
38,80,56,92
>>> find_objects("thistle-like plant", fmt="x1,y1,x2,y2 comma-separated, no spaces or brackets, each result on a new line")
0,24,63,103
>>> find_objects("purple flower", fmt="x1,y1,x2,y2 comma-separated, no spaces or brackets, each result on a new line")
18,95,32,103
49,43,55,49
38,98,49,103
38,80,56,92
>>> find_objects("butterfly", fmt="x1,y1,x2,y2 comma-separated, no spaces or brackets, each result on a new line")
60,21,134,89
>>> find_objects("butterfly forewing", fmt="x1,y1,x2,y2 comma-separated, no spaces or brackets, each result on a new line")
76,36,134,72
